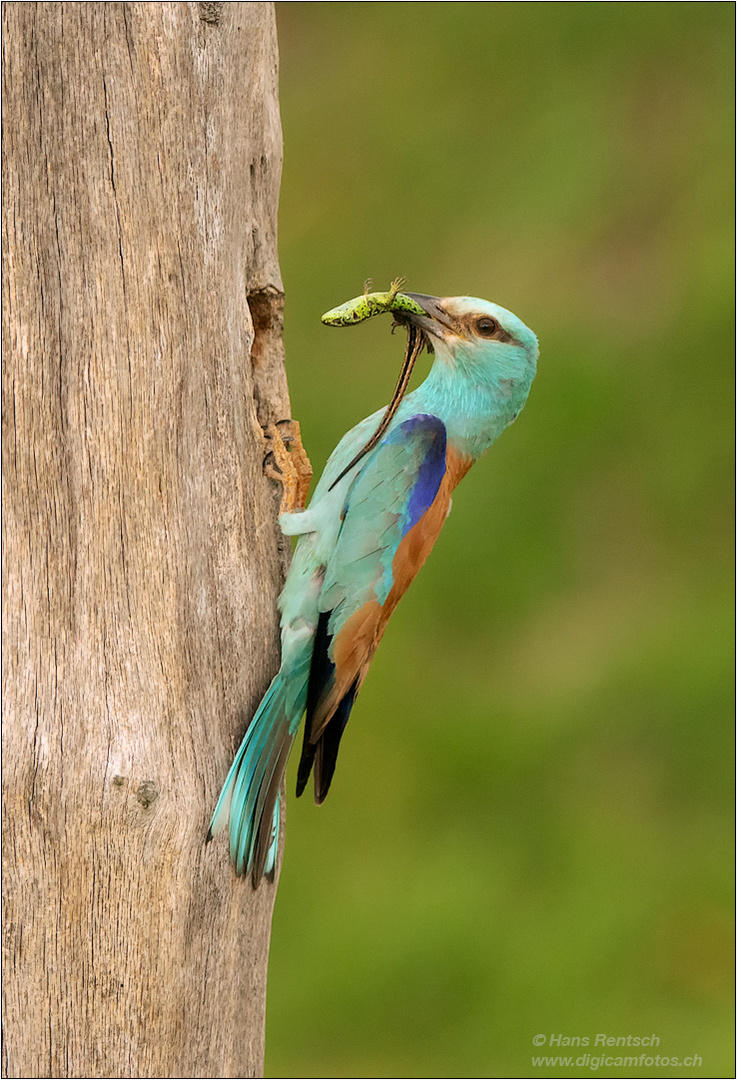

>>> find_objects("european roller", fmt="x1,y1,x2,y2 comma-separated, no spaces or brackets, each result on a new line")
208,288,538,884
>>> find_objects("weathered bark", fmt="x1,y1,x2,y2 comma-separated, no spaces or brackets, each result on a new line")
2,4,291,1076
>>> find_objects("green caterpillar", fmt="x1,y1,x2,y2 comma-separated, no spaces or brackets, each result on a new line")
321,278,426,326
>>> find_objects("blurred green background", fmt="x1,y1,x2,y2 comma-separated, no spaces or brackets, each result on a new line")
266,4,734,1077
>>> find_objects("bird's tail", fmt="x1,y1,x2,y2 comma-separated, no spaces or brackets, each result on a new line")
208,671,301,885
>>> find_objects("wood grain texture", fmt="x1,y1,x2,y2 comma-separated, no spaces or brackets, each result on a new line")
2,4,291,1075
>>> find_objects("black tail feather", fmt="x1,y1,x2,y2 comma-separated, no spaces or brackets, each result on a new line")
296,610,359,801
313,679,358,804
297,611,333,797
295,735,317,798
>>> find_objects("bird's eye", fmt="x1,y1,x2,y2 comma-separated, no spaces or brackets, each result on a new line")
474,316,499,338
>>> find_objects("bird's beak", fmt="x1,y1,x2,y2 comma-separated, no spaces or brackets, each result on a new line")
400,294,458,341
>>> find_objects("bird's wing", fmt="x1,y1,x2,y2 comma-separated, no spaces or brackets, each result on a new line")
296,413,451,801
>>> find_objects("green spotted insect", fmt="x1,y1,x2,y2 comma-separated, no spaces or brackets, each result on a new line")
321,277,427,326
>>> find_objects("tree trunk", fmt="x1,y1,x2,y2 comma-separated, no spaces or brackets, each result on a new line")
2,4,291,1076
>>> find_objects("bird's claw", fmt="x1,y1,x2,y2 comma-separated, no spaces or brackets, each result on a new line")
263,420,313,514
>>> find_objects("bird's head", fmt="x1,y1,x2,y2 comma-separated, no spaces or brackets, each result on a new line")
326,290,538,487
402,294,538,413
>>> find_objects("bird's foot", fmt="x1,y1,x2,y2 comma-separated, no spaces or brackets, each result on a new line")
263,420,313,514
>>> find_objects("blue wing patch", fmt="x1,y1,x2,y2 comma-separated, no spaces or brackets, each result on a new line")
296,413,448,802
322,413,447,617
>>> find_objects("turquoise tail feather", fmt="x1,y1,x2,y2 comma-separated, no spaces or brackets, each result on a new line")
209,672,299,885
264,794,280,879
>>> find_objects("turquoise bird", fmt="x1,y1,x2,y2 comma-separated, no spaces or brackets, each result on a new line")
208,292,538,884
